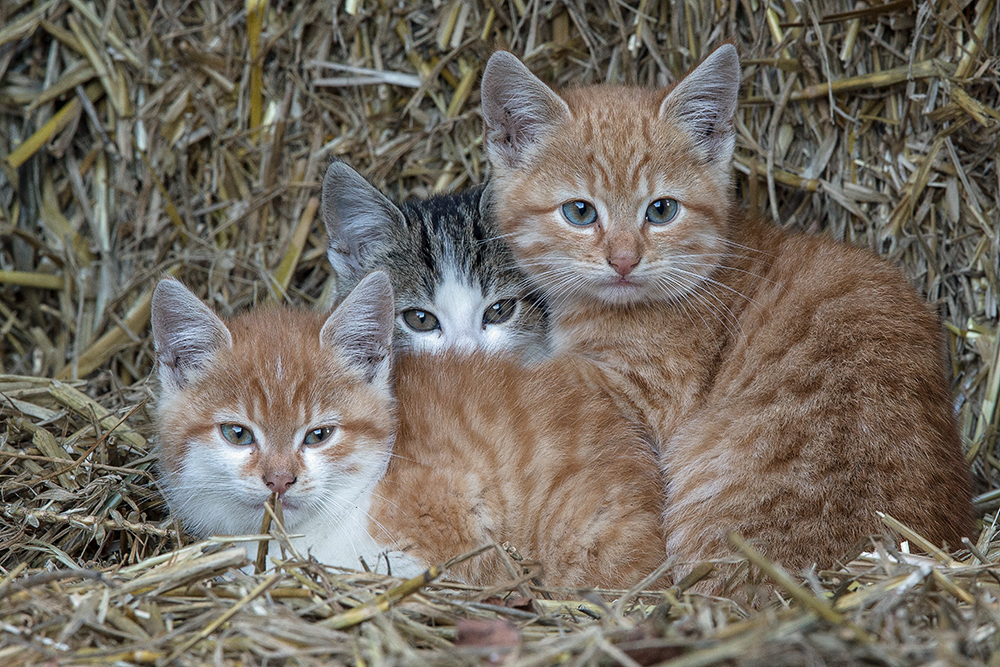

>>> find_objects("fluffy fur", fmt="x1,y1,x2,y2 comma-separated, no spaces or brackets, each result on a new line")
481,46,973,580
152,273,665,588
322,161,548,358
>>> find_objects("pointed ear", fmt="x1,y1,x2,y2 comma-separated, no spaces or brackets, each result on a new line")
481,51,571,169
321,161,405,293
658,45,740,166
320,271,394,386
151,279,232,397
477,182,493,221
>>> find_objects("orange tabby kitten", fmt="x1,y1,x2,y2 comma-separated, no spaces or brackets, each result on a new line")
152,272,665,587
480,46,972,577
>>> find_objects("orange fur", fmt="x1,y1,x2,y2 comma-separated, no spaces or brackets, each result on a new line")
155,304,396,542
481,47,972,580
154,275,666,588
375,351,666,588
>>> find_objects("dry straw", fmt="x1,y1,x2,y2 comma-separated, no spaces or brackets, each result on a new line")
1,0,998,664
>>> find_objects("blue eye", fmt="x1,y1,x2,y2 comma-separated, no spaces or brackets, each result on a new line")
220,423,254,446
303,426,335,446
646,198,679,225
561,201,597,226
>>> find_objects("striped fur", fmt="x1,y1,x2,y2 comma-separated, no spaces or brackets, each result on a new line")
152,273,666,588
322,162,548,358
481,46,972,587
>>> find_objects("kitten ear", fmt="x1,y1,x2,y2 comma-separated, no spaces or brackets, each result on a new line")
481,51,571,168
321,161,405,293
477,183,493,221
320,271,395,385
658,44,740,166
151,279,232,397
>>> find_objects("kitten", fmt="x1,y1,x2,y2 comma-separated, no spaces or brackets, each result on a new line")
480,46,972,579
322,161,548,358
152,272,665,587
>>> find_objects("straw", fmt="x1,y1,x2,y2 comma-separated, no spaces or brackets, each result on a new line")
1,0,997,663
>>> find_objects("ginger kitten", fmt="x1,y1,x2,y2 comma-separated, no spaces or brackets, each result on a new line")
322,161,548,358
480,46,972,578
152,272,664,587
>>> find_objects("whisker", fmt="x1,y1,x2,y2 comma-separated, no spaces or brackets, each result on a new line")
654,270,746,344
718,237,775,258
653,274,728,340
670,266,760,308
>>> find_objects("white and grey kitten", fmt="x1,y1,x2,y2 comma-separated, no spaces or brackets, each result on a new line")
321,161,548,358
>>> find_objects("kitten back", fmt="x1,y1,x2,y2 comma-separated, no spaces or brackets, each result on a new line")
376,350,668,588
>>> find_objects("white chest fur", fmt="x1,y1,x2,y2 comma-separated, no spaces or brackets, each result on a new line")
274,494,427,578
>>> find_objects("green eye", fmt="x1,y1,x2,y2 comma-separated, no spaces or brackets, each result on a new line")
303,426,335,446
483,299,517,325
646,198,679,225
220,423,254,446
402,309,440,332
561,201,597,226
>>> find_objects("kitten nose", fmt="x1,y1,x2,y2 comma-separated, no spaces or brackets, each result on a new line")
263,472,297,496
608,255,640,277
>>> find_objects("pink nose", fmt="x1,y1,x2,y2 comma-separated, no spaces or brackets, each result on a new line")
609,256,640,277
263,472,297,496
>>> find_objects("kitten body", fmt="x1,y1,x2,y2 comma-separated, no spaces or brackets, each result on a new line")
322,162,548,358
152,273,664,587
381,350,665,586
481,47,972,575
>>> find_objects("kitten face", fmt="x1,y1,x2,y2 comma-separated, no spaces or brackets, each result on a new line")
152,274,396,538
322,163,548,356
481,48,740,307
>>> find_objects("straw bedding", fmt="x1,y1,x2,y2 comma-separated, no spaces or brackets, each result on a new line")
0,0,998,664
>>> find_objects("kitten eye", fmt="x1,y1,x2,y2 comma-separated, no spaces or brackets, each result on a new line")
483,299,518,325
402,309,440,332
561,200,597,226
220,423,254,446
303,426,335,446
646,198,679,225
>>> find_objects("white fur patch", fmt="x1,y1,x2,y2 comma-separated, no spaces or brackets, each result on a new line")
402,268,520,354
165,413,418,576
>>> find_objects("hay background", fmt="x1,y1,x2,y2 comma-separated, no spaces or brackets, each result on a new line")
1,0,999,664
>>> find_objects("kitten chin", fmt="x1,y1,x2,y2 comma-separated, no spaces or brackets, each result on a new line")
481,46,973,584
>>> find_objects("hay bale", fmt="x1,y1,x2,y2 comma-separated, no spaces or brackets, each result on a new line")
1,0,998,663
